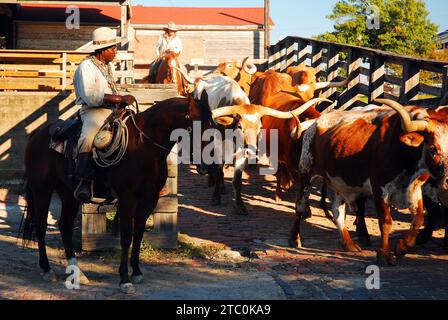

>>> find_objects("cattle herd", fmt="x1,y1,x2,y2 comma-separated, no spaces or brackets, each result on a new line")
178,57,448,267
21,56,448,293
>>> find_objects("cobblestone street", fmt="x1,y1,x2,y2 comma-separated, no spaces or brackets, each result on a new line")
0,164,447,300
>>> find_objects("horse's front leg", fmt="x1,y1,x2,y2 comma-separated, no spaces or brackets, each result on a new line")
130,197,158,284
117,195,137,294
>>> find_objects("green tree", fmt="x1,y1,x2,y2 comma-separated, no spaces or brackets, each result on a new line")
318,0,439,57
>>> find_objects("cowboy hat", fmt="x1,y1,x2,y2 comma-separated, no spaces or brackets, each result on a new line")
164,21,179,32
88,27,121,52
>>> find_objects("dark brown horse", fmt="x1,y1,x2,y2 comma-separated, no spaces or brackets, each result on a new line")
22,96,212,294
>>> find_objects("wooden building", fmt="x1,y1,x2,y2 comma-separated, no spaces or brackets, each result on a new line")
8,4,274,67
439,30,448,50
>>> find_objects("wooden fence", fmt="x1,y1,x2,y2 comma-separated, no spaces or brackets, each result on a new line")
0,49,135,91
265,36,448,110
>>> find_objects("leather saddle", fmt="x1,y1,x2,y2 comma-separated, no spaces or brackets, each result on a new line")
47,108,134,205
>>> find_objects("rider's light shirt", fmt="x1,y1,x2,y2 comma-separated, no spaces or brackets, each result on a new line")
155,35,182,58
74,59,115,108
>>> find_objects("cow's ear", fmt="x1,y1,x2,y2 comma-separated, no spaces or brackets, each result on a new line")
400,132,424,147
214,116,234,126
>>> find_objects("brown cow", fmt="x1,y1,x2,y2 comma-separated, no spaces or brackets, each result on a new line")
214,57,257,95
290,100,448,266
250,68,348,201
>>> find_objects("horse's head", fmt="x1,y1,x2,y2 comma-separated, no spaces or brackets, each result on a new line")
156,51,187,95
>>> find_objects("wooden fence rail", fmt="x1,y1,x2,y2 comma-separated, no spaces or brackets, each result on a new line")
265,36,448,110
0,49,134,91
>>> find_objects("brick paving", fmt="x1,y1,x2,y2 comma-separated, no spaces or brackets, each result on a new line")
0,163,447,300
177,164,448,300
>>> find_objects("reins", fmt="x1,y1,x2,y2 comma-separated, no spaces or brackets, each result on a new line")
128,101,193,155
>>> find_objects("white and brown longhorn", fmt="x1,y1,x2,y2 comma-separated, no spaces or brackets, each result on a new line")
291,98,448,267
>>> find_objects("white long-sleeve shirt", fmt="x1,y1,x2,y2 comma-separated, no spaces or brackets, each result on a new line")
74,59,115,108
155,34,182,57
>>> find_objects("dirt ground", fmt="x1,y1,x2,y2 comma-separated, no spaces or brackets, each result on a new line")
0,164,447,300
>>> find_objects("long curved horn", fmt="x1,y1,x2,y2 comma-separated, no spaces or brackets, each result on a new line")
211,105,239,119
290,98,333,117
258,106,296,119
290,112,302,140
242,56,257,75
374,99,428,132
173,66,196,84
314,76,350,90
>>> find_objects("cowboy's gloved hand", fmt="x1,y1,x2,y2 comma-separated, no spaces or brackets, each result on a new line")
120,95,136,108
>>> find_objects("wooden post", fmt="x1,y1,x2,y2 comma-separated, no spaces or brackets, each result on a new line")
283,37,296,71
297,40,308,66
320,45,340,112
339,49,362,111
279,40,287,72
120,1,129,47
61,52,67,92
264,0,270,59
311,44,323,79
400,60,420,104
267,43,280,71
81,203,119,252
440,66,448,106
368,56,386,103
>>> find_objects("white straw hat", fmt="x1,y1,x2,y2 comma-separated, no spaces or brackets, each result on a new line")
89,27,121,51
164,21,179,32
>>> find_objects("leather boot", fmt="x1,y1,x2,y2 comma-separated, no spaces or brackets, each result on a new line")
74,152,94,203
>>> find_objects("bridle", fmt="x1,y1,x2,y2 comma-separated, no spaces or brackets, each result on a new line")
128,100,194,154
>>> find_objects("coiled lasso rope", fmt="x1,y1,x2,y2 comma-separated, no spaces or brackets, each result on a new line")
93,115,130,168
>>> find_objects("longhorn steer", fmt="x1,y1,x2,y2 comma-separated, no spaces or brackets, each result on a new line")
290,99,448,266
176,66,323,214
249,68,348,201
214,56,258,95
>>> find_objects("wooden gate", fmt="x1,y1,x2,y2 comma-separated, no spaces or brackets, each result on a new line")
264,36,448,110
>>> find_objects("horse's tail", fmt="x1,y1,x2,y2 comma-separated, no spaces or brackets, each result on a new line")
19,177,35,246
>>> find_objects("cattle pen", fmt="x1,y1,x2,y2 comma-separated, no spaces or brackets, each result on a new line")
264,36,448,111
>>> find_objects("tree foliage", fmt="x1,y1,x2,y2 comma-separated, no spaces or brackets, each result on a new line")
318,0,439,57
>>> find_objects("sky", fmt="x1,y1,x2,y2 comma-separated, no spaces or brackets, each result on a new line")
132,0,448,44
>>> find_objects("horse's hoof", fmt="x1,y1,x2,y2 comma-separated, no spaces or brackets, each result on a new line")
131,275,144,284
288,238,302,248
120,283,136,294
343,241,362,252
416,229,432,246
41,270,57,282
275,194,283,203
358,235,372,247
232,204,248,216
302,208,312,220
395,239,409,259
376,250,397,267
